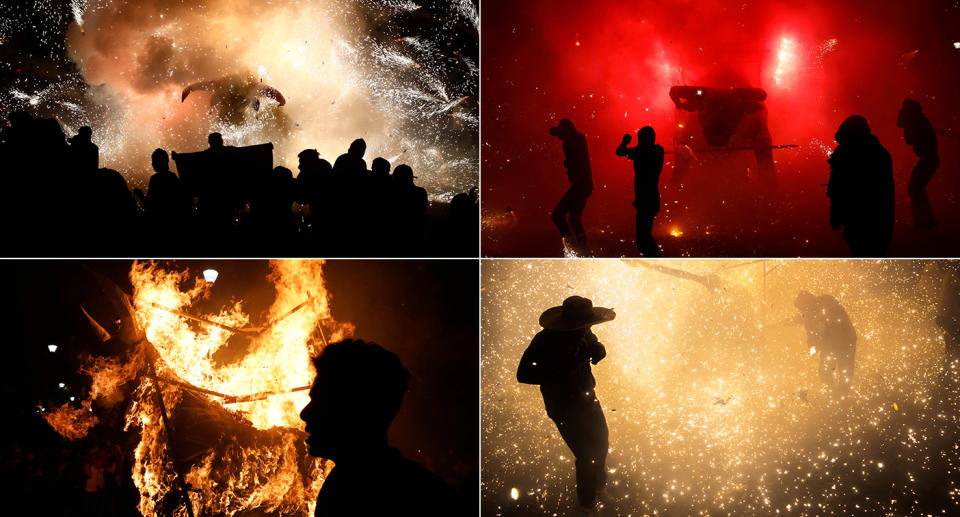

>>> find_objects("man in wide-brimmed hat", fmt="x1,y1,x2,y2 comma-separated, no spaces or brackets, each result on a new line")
517,296,615,510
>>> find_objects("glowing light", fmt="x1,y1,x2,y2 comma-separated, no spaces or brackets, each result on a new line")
202,269,219,283
58,382,65,388
510,487,519,500
809,346,816,355
670,228,683,237
483,260,959,515
695,89,702,96
677,123,684,129
575,41,581,47
48,344,58,353
774,36,796,87
954,42,960,49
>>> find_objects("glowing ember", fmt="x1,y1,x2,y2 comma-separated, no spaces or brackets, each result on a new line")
669,227,683,237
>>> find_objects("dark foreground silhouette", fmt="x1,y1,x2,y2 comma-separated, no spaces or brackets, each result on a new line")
616,126,664,257
0,112,477,257
826,115,895,257
517,296,616,510
300,339,459,517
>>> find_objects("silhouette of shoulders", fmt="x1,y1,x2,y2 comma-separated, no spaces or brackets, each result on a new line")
314,447,456,517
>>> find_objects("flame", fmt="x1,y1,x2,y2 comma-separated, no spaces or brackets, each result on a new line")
40,260,354,516
42,400,99,441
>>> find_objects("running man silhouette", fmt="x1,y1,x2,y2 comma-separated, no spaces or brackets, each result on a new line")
549,119,593,256
517,296,615,511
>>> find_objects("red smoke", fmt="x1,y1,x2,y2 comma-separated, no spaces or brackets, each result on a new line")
482,0,960,256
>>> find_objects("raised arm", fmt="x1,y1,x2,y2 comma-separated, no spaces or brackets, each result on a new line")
616,134,632,157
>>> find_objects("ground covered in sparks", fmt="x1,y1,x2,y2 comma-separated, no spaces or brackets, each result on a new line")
482,259,960,516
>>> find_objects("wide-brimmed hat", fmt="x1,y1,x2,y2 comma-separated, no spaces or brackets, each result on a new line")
539,295,615,331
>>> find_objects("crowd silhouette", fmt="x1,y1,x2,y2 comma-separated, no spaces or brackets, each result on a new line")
546,97,941,258
0,111,477,256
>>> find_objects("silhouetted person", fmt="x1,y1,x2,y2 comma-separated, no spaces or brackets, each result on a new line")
937,263,960,365
827,115,894,257
333,138,368,179
198,132,236,233
897,98,939,231
392,164,428,250
517,296,615,510
145,148,190,240
68,126,99,174
617,126,664,257
299,339,457,517
794,291,856,395
549,119,593,255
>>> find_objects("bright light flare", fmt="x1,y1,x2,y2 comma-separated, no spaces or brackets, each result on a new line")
48,344,58,353
774,36,796,87
202,269,219,283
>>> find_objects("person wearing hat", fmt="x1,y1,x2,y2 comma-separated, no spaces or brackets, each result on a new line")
517,296,615,510
548,118,593,256
793,290,857,395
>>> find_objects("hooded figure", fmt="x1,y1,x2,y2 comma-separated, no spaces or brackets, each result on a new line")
795,291,857,395
549,119,593,255
827,116,894,257
517,296,615,510
617,125,664,256
897,98,939,231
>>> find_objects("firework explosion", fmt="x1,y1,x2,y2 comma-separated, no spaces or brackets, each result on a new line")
482,259,960,516
1,0,477,199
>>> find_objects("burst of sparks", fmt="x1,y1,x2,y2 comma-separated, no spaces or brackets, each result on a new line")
483,259,960,516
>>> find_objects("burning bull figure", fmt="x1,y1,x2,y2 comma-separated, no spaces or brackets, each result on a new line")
669,85,777,187
182,75,286,125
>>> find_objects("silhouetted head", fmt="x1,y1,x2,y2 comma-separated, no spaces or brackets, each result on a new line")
393,164,416,185
637,126,656,147
297,149,320,172
70,126,93,144
372,157,391,177
299,339,410,461
549,118,577,140
794,290,817,312
273,165,293,180
208,132,224,149
539,295,616,331
897,98,923,128
901,98,922,116
151,148,169,173
834,115,871,146
348,138,366,158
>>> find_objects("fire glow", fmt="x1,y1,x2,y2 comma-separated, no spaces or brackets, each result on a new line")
45,260,353,516
10,0,477,197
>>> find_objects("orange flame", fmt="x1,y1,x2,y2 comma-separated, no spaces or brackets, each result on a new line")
39,259,354,516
